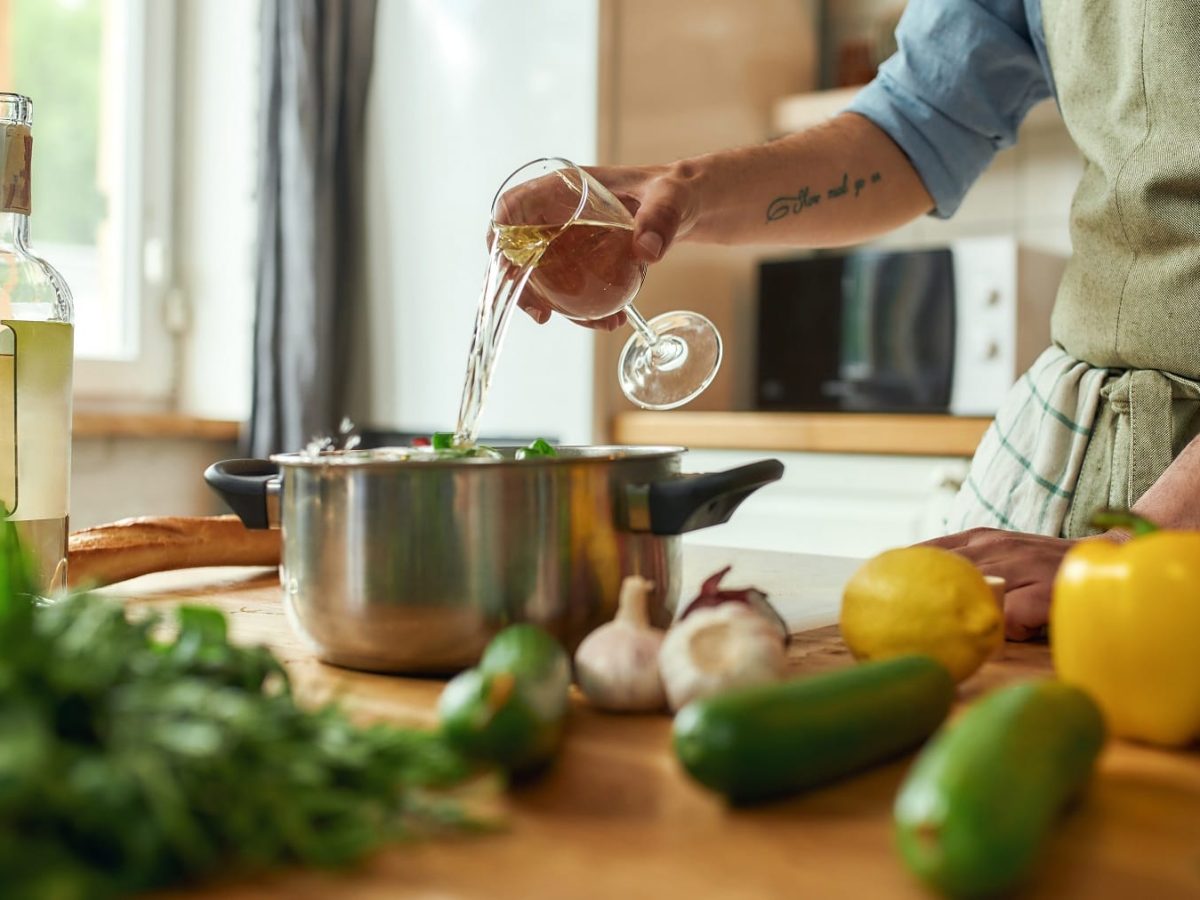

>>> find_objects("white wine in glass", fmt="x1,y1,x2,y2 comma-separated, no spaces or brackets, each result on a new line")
491,158,722,410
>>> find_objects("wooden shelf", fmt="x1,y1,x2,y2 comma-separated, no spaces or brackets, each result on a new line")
613,411,990,457
772,87,1063,135
772,86,864,133
73,411,241,442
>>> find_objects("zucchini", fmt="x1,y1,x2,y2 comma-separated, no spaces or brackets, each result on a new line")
480,624,572,716
672,655,955,804
894,679,1105,898
439,624,570,775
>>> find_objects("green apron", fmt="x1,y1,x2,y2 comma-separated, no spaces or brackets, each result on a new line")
1041,0,1200,537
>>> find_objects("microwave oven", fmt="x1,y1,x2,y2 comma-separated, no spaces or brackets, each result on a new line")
754,238,1064,416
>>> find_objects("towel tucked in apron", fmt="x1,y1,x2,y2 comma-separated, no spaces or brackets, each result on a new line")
949,0,1200,536
950,348,1200,538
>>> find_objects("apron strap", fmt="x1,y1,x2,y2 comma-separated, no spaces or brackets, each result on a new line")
1104,370,1200,506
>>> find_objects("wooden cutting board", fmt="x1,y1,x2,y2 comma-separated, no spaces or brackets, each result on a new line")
111,568,1200,900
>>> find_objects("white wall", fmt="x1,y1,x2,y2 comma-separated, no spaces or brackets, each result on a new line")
357,0,599,443
877,107,1083,258
72,435,236,530
175,0,259,422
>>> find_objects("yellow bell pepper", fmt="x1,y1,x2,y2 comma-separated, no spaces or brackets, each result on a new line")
1051,513,1200,748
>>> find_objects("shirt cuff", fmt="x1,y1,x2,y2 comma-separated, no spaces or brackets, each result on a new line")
846,74,1000,220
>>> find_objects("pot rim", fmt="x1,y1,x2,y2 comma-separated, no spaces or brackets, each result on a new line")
269,444,688,469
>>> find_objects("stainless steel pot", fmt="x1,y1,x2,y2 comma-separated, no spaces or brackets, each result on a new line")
205,447,782,673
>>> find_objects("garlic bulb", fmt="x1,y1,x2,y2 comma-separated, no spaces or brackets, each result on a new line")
659,603,788,712
574,576,666,712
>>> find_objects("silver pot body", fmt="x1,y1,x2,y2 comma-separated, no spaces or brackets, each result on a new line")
206,447,782,673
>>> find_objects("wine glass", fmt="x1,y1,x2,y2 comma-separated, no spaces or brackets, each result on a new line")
491,157,722,410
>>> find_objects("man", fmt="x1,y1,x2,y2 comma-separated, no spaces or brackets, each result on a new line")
521,0,1200,640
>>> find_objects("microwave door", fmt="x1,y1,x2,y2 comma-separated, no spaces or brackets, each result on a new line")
829,251,955,412
824,256,877,410
753,248,956,413
879,253,955,411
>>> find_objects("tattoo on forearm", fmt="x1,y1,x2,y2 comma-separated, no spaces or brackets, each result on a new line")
766,171,884,222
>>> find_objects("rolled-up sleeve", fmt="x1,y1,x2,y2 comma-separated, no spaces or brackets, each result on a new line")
846,0,1053,218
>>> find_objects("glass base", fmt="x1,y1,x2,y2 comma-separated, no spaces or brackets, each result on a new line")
618,311,723,410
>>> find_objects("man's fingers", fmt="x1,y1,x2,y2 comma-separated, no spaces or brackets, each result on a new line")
920,533,971,551
579,311,628,331
631,182,689,261
517,292,626,331
919,527,1001,553
516,291,552,325
932,538,1005,568
914,528,1072,642
1002,583,1051,642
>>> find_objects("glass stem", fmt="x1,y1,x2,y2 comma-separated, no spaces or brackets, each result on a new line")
626,306,660,347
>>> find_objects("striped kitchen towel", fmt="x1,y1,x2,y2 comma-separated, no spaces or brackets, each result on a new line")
947,346,1109,537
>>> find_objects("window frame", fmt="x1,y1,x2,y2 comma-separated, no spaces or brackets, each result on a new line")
71,0,180,405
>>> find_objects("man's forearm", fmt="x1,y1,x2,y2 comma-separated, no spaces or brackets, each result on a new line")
1132,433,1200,529
676,113,934,247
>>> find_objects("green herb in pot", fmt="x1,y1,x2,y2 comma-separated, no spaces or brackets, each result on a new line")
515,438,558,460
429,431,501,458
428,434,557,460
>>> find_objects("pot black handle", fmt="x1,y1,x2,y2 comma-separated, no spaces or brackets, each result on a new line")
628,459,784,535
204,458,280,530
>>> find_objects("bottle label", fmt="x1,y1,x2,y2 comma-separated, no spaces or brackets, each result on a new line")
0,320,74,520
1,124,32,215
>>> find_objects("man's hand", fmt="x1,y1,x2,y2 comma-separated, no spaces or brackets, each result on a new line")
585,163,701,263
919,528,1077,642
517,162,695,329
516,284,628,331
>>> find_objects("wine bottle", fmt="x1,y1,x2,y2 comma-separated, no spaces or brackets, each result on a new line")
0,92,75,595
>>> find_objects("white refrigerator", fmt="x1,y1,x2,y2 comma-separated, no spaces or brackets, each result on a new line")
359,0,601,444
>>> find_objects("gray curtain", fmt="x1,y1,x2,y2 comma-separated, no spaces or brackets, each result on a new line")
249,0,378,456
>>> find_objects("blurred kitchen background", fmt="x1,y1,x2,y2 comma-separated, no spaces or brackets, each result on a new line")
2,0,1082,557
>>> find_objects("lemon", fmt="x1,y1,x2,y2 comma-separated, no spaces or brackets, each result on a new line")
840,547,1003,683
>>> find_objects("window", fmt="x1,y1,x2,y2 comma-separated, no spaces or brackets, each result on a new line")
3,0,178,401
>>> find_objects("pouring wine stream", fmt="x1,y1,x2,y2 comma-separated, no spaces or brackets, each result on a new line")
453,158,723,448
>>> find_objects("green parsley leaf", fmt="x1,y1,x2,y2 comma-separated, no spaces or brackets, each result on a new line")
0,524,496,897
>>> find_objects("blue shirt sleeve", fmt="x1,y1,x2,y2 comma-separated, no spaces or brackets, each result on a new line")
846,0,1053,218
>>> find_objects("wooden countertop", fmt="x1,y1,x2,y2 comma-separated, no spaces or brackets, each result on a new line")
613,411,991,457
73,410,241,442
100,550,1199,900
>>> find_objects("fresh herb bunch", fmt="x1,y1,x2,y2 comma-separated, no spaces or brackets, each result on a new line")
0,524,483,899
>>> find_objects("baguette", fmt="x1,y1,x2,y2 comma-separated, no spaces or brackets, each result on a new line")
68,515,281,589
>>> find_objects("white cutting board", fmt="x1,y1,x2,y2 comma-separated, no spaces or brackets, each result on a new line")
681,545,863,634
